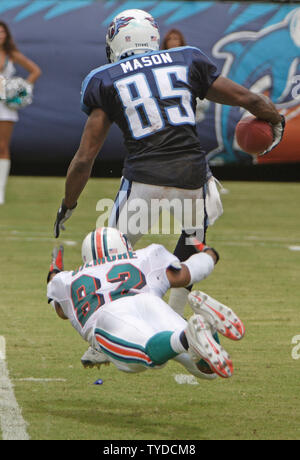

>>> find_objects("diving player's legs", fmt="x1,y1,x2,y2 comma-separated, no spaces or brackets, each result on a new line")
188,290,245,341
91,293,186,373
90,293,232,378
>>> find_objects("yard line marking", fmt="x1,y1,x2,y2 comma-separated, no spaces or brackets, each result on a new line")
211,241,300,250
288,246,300,251
0,336,30,440
3,236,77,246
173,374,199,385
15,378,67,382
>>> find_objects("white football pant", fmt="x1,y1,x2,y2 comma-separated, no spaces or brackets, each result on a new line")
108,177,222,246
90,293,213,379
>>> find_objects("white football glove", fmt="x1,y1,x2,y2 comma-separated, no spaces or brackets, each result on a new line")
259,115,285,156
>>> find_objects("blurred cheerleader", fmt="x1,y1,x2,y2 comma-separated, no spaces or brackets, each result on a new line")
0,21,41,204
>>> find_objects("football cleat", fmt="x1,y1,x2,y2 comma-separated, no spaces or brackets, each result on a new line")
188,291,245,341
185,314,233,379
81,347,110,369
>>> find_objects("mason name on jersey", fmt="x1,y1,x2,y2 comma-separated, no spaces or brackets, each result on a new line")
120,52,172,73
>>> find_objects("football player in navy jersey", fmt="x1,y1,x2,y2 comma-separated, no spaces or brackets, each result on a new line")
54,9,285,319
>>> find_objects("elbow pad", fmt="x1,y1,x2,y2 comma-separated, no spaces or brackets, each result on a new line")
182,252,215,286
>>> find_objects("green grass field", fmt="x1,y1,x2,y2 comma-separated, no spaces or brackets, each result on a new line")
0,176,300,440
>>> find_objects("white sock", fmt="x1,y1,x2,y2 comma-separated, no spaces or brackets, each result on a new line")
170,328,187,354
0,159,11,204
168,287,189,317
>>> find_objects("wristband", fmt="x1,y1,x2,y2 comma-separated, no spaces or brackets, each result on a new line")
183,252,215,286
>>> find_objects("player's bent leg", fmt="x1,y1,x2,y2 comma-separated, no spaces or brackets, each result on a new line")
0,158,10,205
185,314,234,378
174,353,218,381
138,294,232,379
188,291,245,341
168,287,189,317
168,178,223,317
90,294,178,373
90,294,190,373
92,327,155,373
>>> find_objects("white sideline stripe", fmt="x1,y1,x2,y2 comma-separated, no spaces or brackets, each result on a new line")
0,337,30,440
173,374,199,385
215,241,300,250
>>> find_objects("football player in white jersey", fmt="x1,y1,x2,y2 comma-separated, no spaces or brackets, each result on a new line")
47,227,245,380
53,9,284,320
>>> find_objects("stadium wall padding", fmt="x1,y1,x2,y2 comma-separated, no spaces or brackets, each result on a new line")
2,0,300,174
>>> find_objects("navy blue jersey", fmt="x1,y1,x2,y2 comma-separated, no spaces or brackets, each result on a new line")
81,46,219,189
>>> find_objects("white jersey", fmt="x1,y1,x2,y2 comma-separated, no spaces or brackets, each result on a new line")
47,244,178,343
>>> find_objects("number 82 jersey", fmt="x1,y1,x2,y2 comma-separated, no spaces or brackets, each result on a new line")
81,46,219,190
47,244,179,343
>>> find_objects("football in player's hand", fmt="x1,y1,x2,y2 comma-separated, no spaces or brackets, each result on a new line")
235,117,273,155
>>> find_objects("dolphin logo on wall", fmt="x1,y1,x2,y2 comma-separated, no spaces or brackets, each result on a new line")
208,8,300,165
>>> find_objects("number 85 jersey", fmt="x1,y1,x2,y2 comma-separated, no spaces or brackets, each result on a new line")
47,244,179,342
81,46,219,190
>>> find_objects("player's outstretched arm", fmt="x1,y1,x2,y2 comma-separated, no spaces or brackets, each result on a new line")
166,242,219,288
54,108,111,238
206,76,281,124
64,108,111,209
206,75,285,155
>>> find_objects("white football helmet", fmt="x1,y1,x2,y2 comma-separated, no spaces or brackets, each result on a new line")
82,227,132,263
106,9,160,63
